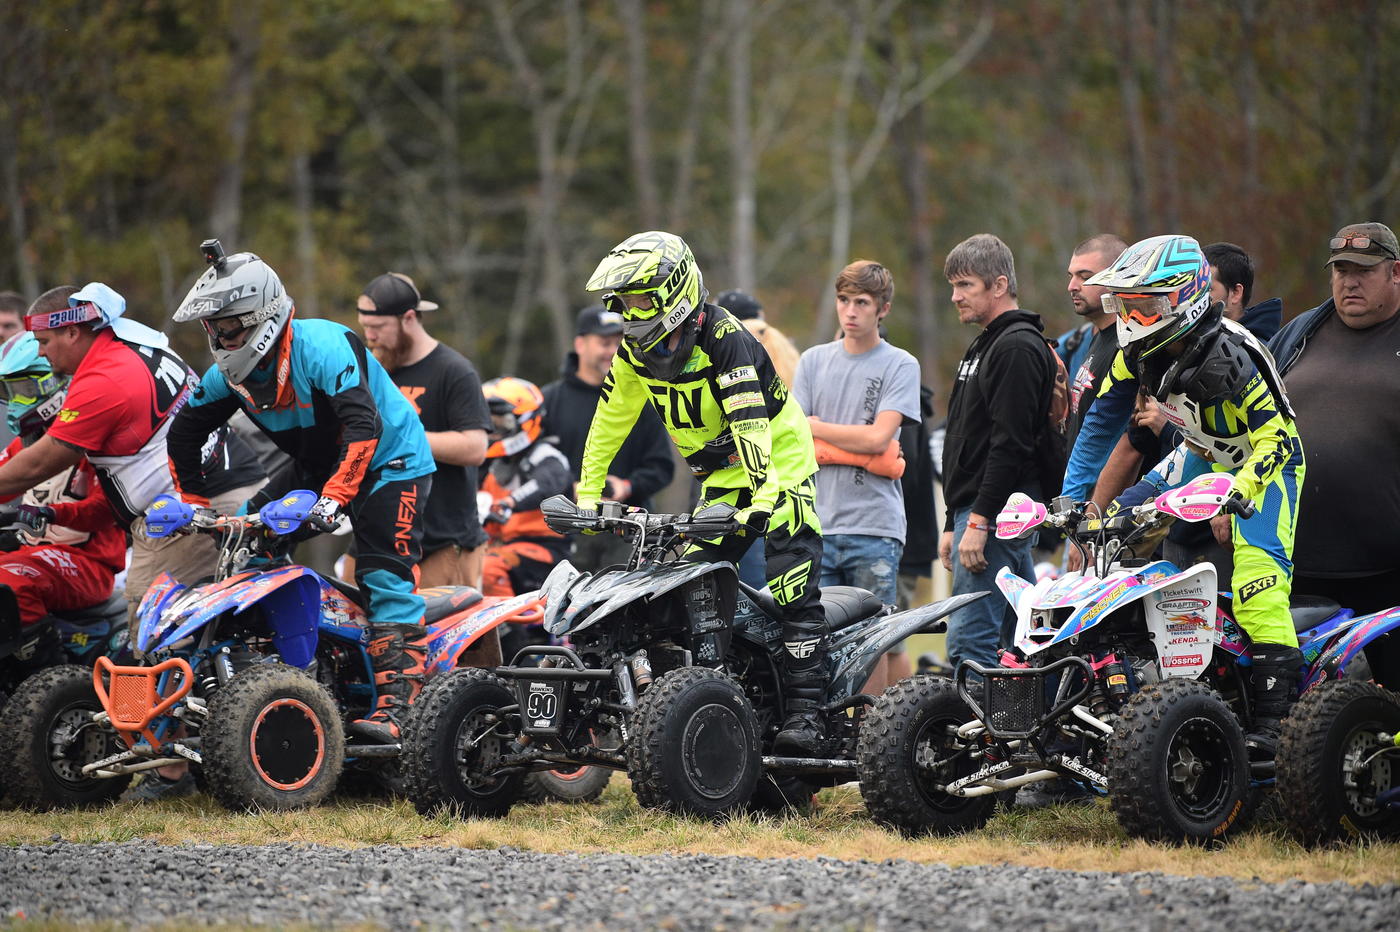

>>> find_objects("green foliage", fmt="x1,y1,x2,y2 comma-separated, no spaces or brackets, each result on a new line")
0,0,1396,399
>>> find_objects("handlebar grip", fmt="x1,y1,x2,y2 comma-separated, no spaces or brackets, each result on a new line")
1223,495,1255,519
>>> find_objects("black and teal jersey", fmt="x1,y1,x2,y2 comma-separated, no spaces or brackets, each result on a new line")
579,305,816,513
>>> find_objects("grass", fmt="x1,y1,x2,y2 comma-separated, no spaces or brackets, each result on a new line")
3,778,1398,887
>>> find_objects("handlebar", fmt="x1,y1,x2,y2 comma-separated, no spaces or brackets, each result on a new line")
541,494,741,540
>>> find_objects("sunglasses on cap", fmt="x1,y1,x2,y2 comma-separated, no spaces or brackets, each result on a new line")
1329,233,1397,257
1102,291,1178,327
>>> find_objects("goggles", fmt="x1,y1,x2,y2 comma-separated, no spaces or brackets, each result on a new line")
0,371,60,405
203,317,252,346
24,301,102,332
1329,234,1397,257
1103,291,1177,327
603,291,660,320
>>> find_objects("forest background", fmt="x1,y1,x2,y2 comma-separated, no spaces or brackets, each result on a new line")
2,0,1397,418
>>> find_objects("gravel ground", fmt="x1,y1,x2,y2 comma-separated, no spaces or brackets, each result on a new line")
2,842,1396,930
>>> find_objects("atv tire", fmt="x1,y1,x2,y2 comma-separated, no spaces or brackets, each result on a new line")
402,667,524,817
1277,680,1400,844
856,675,996,836
522,764,612,804
1105,678,1251,844
626,666,761,818
0,665,130,809
201,664,344,811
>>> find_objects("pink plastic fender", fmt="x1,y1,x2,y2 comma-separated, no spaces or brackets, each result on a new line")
997,492,1048,540
1155,474,1236,523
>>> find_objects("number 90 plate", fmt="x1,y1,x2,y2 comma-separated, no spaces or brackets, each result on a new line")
518,679,566,736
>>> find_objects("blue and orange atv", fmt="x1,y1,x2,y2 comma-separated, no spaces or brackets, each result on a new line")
0,491,541,811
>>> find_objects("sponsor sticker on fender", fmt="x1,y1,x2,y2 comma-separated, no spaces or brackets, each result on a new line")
1164,653,1204,668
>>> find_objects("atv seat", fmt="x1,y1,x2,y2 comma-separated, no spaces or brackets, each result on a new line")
1289,595,1341,633
420,586,484,624
54,593,126,626
741,582,884,632
326,576,368,609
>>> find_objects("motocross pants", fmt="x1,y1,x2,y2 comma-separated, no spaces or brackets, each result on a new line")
1229,462,1303,649
349,472,431,631
0,545,115,626
683,474,829,704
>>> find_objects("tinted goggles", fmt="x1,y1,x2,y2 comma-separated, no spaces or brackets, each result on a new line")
0,371,59,404
1102,291,1176,327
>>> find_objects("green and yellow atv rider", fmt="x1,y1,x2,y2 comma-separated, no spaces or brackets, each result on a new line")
578,231,829,755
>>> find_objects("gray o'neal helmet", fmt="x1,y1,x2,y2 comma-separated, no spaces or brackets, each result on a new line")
174,250,293,385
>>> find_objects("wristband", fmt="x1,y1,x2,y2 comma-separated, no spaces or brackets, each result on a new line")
966,519,991,532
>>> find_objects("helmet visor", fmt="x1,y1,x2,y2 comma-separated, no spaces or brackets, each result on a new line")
1103,291,1177,328
0,372,57,405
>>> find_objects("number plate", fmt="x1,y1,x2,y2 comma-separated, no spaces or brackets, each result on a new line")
517,679,566,736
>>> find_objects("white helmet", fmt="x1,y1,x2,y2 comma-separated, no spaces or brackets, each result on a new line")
174,245,293,385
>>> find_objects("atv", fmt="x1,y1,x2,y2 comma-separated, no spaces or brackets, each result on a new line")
402,495,982,824
0,491,539,811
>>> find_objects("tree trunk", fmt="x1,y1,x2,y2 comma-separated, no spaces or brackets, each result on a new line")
209,9,261,245
727,0,756,291
290,145,319,319
617,0,660,229
893,99,938,389
1109,0,1151,236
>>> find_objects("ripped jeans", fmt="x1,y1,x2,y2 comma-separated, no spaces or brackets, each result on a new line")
819,534,902,607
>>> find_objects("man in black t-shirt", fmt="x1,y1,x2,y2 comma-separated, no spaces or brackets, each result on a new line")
355,272,491,589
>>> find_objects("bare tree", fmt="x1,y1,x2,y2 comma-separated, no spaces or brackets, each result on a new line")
209,10,261,245
617,0,661,228
728,0,757,291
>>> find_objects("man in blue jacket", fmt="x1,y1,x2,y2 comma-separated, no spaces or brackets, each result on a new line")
167,244,435,742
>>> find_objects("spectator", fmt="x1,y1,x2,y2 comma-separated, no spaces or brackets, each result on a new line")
1270,223,1400,637
939,234,1058,670
541,305,674,570
354,272,491,590
1061,235,1129,442
0,291,30,448
1205,241,1283,339
793,260,920,692
892,383,939,680
715,289,801,387
168,248,433,743
0,331,125,625
0,285,264,623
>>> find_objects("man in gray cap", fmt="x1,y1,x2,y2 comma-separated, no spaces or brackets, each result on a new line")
355,272,492,591
1270,223,1400,626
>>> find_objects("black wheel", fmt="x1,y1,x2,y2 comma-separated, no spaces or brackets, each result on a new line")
402,667,524,817
856,675,996,836
0,665,130,809
201,664,344,811
522,764,612,803
1277,680,1400,844
750,773,819,814
1105,678,1251,844
626,666,761,818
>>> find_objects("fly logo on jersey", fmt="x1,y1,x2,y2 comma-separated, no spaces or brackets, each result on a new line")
648,384,704,430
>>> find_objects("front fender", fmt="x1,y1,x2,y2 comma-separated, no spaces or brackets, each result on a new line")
828,592,987,699
547,560,736,638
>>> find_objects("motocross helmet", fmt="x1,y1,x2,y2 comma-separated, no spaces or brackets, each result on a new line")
483,376,544,458
0,331,68,440
1090,234,1213,363
174,245,294,404
587,231,707,380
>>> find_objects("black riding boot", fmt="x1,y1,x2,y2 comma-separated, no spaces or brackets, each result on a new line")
774,650,829,756
1245,643,1302,762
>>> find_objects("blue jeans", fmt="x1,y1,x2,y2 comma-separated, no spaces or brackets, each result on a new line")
819,534,901,607
736,538,768,589
946,506,1033,670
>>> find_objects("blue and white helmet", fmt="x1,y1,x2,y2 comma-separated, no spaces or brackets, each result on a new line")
1089,234,1213,360
0,332,69,439
174,251,293,384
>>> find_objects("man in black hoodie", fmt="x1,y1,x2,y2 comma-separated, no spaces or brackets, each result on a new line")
541,305,675,569
940,234,1059,669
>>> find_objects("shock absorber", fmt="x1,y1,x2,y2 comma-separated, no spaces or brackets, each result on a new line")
1091,651,1129,704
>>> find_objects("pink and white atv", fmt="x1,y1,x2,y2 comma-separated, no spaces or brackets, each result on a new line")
901,475,1352,843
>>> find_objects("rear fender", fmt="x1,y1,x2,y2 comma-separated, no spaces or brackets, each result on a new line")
828,592,987,699
426,591,547,677
1141,563,1219,678
1304,606,1400,691
145,566,323,668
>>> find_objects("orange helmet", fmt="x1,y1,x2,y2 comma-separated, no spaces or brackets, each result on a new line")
483,376,545,458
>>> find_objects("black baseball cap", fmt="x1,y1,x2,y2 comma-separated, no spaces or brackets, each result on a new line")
576,304,624,336
1325,222,1399,268
359,272,439,316
715,289,762,320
